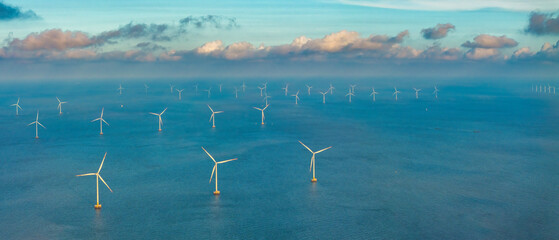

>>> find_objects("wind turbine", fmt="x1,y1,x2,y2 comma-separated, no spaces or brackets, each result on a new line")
169,84,174,93
329,83,335,95
194,83,199,96
10,98,22,116
264,94,271,106
234,87,239,98
28,110,45,139
253,104,269,125
149,108,167,132
433,85,439,99
350,84,357,93
56,97,67,115
207,105,223,128
242,81,246,92
91,107,109,135
263,82,268,95
292,91,300,104
204,88,212,98
299,141,332,182
144,84,149,94
319,91,328,104
282,84,289,96
176,89,184,100
76,152,113,209
306,85,312,95
258,86,265,97
202,147,238,195
117,84,124,95
393,87,400,101
413,88,422,99
370,88,378,102
219,84,223,93
346,89,355,103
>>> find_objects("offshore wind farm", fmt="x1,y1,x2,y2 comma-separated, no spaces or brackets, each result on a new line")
0,78,557,239
1,0,559,239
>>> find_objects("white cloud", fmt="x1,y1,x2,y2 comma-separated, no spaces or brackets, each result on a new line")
338,0,559,11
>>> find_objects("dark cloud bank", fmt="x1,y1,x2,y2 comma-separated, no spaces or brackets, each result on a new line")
0,1,39,21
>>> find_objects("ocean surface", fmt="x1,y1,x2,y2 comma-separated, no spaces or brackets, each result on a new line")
0,78,557,239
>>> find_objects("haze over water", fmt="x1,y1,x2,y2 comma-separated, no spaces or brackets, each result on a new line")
0,78,557,239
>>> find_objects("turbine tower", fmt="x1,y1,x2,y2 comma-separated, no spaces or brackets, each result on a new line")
433,85,439,99
149,108,167,132
10,98,22,116
319,91,328,104
56,97,67,115
413,88,422,99
207,105,223,128
176,89,184,100
253,104,269,125
117,84,124,95
282,84,289,96
370,88,378,102
28,110,46,139
306,85,312,95
393,87,400,101
91,108,109,135
202,147,238,195
76,152,113,209
292,90,300,104
346,89,355,103
299,141,332,182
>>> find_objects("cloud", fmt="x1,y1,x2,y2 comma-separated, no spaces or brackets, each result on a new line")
0,2,40,21
419,44,462,60
8,29,95,51
94,22,171,44
525,12,559,35
465,48,500,60
421,23,455,40
461,34,518,48
337,0,559,11
179,15,238,30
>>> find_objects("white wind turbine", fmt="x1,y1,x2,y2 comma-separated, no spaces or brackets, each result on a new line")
202,147,238,195
169,84,174,93
56,97,67,115
282,84,289,96
28,110,46,139
258,86,265,97
263,82,268,95
194,83,199,96
204,88,212,98
306,85,312,95
264,94,271,106
176,89,184,100
292,90,300,104
242,81,246,92
91,108,109,135
370,88,378,102
433,85,439,99
149,108,167,132
319,91,328,104
144,84,149,94
117,84,124,95
234,87,239,98
207,105,223,128
219,84,223,93
10,98,22,116
346,89,355,103
393,87,400,101
413,88,422,99
76,152,113,209
299,141,332,182
253,104,269,125
350,84,357,93
329,83,335,95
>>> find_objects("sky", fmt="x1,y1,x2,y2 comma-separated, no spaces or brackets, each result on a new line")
0,0,558,80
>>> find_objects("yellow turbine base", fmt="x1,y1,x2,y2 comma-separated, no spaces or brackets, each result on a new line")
261,123,264,125
94,204,102,209
213,191,220,195
158,129,162,132
35,136,39,139
100,132,103,135
212,126,216,128
311,178,317,182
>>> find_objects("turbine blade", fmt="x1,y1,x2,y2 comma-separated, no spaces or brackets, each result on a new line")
76,173,96,177
37,122,46,129
253,107,262,111
207,104,213,112
263,105,269,110
161,107,168,115
28,122,36,126
102,119,109,126
215,111,223,114
217,158,238,164
98,175,113,192
209,165,216,183
315,146,332,154
98,152,107,173
149,112,159,116
91,118,101,122
201,147,216,162
298,141,313,153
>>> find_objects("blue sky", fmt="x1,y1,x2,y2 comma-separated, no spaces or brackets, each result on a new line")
1,0,558,80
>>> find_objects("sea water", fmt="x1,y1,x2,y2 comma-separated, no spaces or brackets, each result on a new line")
0,78,557,239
